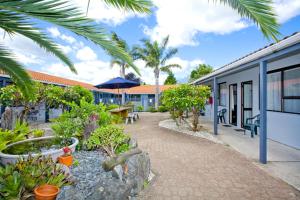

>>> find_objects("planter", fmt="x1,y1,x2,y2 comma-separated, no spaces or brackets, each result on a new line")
58,155,73,167
34,184,60,200
0,136,78,165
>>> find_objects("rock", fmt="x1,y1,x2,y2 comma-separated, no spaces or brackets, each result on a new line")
129,138,138,148
57,150,150,200
112,165,123,180
126,152,151,196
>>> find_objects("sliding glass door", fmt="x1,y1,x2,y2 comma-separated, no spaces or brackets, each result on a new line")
229,84,237,125
241,81,253,127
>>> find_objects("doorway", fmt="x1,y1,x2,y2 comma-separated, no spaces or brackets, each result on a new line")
229,84,238,126
241,81,253,127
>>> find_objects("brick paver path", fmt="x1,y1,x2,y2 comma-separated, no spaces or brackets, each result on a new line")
124,113,300,200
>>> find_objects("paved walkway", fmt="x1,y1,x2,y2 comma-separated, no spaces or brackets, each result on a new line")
124,113,300,200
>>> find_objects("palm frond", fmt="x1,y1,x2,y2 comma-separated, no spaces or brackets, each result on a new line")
0,45,33,98
102,0,153,13
0,10,76,73
214,0,280,40
161,64,181,73
110,59,123,68
159,35,169,54
1,0,135,69
161,48,178,65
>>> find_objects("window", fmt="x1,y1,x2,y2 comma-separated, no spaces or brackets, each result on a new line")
218,83,226,106
283,67,300,113
130,94,141,102
267,72,281,111
267,65,300,114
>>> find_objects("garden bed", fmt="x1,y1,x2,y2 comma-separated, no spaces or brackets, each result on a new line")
57,150,151,200
159,119,224,144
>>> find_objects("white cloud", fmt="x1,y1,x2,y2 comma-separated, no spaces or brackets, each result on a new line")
61,34,76,44
144,0,248,47
72,0,145,26
0,29,59,65
47,27,76,44
274,0,300,23
144,0,300,47
128,57,204,85
47,27,60,37
76,46,97,61
42,60,119,85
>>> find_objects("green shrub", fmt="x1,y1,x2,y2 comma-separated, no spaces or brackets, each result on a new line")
0,155,71,199
111,115,123,124
86,125,130,156
105,104,119,111
158,105,168,112
148,106,157,112
137,105,144,112
0,121,30,151
32,129,45,138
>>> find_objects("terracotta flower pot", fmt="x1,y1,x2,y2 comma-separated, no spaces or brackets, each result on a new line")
58,155,73,167
34,184,60,200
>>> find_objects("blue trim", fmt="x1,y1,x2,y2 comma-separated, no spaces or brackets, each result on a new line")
213,77,218,135
259,61,267,164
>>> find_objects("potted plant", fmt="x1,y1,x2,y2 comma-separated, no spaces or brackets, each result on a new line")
58,147,73,167
34,184,60,200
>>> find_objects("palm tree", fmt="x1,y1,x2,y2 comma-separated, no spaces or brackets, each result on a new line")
0,0,152,98
133,36,181,109
109,32,140,104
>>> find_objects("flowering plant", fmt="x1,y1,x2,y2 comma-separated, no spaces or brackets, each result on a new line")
62,147,72,156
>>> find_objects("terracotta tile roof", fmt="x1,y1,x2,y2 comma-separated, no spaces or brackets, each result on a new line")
0,69,175,94
98,85,175,94
27,70,98,91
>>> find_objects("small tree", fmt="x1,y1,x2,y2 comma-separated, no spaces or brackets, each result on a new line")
64,85,94,106
164,73,177,85
161,84,210,131
189,64,213,82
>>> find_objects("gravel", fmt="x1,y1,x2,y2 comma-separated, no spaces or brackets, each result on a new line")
57,150,151,200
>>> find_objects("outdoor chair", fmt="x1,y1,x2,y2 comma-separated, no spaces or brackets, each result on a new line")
244,114,260,138
125,113,135,124
217,108,226,124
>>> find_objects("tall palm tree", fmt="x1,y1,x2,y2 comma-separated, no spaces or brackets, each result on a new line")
133,36,181,109
0,0,152,98
109,32,140,104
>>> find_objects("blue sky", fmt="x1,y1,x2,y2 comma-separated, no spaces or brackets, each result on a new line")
2,0,300,85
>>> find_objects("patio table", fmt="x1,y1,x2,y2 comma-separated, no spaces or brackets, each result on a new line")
109,107,131,119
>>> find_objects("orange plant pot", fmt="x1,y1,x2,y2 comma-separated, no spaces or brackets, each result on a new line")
58,155,73,167
34,184,60,200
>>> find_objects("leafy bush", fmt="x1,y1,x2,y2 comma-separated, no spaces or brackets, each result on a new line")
161,84,210,131
147,106,157,112
158,105,168,112
0,121,30,151
64,85,94,105
111,115,123,124
0,155,71,199
137,105,144,112
51,100,111,144
32,129,45,138
105,104,119,111
86,125,130,157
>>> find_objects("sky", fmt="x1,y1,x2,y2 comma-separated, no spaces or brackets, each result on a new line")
2,0,300,85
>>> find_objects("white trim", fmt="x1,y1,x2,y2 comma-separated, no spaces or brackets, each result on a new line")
192,32,300,84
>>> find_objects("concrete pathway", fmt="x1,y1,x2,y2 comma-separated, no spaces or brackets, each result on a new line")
124,113,300,200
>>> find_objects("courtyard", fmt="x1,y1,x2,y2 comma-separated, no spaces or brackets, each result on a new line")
124,112,300,200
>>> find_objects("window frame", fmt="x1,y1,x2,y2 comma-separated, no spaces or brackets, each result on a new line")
218,82,227,106
267,64,300,115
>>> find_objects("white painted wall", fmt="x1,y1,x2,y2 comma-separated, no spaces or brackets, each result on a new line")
203,53,300,149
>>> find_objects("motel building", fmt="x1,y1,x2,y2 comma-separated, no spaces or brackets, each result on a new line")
192,32,300,164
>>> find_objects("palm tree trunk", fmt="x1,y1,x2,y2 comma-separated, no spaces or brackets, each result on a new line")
120,65,126,105
154,68,160,110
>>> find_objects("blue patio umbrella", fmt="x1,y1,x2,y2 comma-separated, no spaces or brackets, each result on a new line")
95,77,140,106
